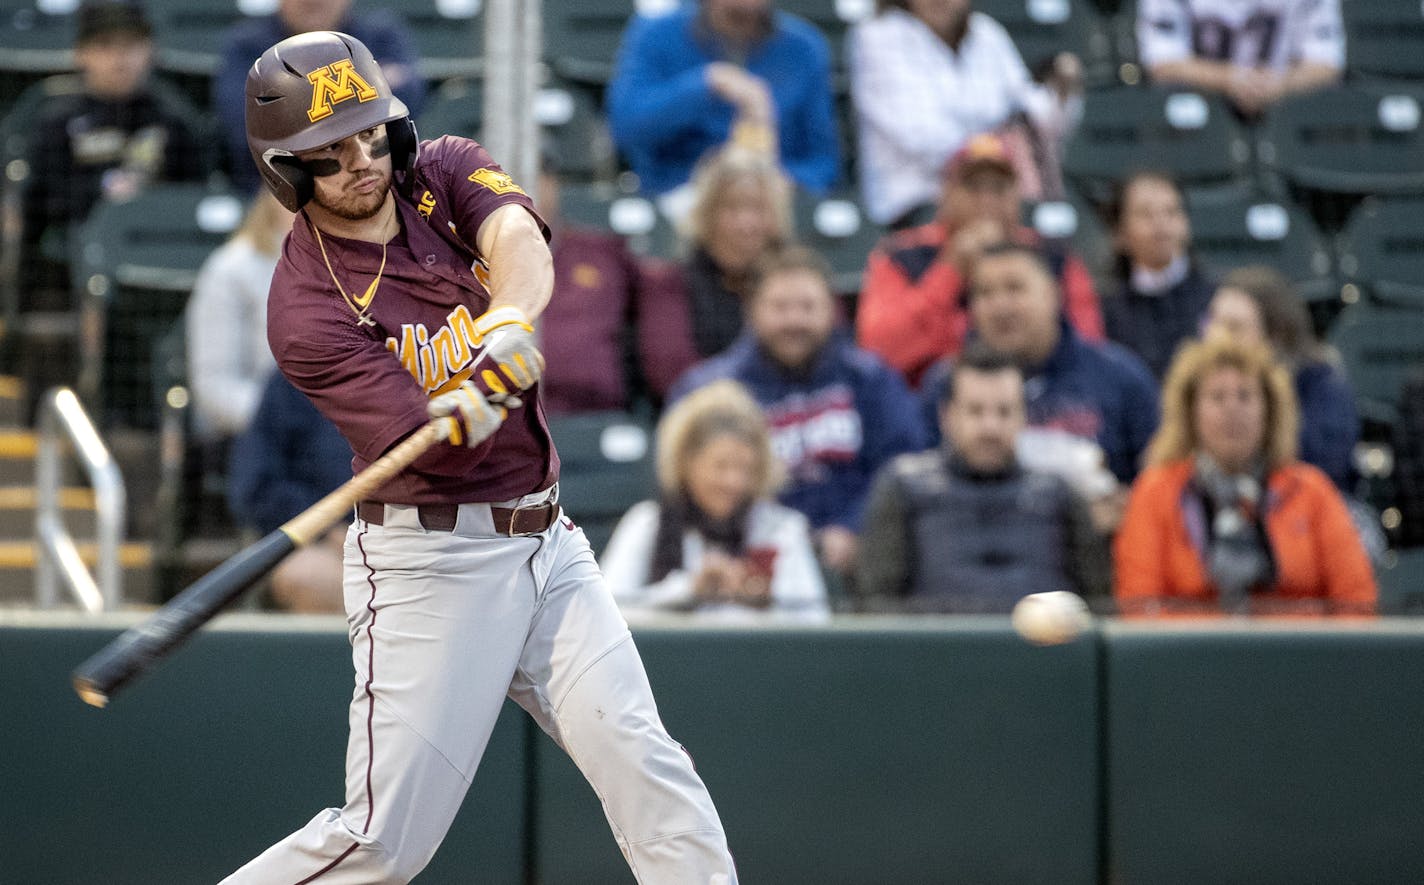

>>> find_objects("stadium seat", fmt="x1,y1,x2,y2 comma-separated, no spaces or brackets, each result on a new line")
72,183,244,428
545,409,656,555
775,0,872,83
1338,197,1424,307
1377,548,1424,615
792,187,884,298
1021,194,1111,277
1185,189,1335,302
146,0,251,78
1326,301,1424,427
542,0,646,85
417,75,613,181
1062,85,1250,205
0,0,75,76
1342,0,1424,83
1259,85,1424,199
976,0,1115,85
556,181,680,259
367,0,482,81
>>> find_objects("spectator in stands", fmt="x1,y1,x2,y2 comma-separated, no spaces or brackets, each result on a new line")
228,371,351,613
670,246,925,578
646,146,795,399
1202,265,1358,489
857,342,1109,613
534,155,683,413
857,134,1103,388
214,0,426,192
1101,171,1214,380
601,379,829,621
185,191,293,439
1137,0,1344,118
1392,369,1424,548
849,0,1084,228
1115,336,1375,615
20,0,207,308
920,242,1157,531
606,0,839,217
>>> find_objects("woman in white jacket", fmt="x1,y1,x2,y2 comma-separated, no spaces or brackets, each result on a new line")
601,380,830,623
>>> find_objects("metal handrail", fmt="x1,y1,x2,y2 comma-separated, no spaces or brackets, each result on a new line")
35,387,126,612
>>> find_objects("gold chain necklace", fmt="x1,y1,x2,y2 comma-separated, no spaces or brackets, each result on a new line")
312,219,389,327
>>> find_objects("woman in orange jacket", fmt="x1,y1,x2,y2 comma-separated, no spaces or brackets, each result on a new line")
1114,336,1376,616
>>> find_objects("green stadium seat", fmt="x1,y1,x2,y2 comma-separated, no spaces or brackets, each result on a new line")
417,76,613,181
72,183,244,428
1342,0,1424,83
542,0,644,85
556,181,679,259
146,0,250,78
1338,197,1424,307
775,0,871,83
1259,85,1424,199
792,187,883,297
1326,301,1424,427
1185,190,1335,302
976,0,1115,84
361,0,482,81
0,1,75,75
1062,85,1251,205
1021,194,1111,277
546,409,656,555
1377,547,1424,615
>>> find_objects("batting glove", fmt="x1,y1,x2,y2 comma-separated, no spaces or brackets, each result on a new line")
472,305,545,396
428,382,506,448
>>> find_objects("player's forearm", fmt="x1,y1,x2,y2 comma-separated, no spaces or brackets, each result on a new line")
477,204,554,322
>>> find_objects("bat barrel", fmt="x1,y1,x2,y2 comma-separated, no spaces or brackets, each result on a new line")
71,531,297,706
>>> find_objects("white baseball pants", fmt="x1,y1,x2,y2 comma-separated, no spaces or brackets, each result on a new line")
220,499,735,884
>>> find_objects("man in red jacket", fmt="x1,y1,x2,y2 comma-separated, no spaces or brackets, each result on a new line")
856,133,1103,388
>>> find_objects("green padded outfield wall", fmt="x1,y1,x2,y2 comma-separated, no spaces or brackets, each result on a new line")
1106,623,1424,885
0,615,1101,884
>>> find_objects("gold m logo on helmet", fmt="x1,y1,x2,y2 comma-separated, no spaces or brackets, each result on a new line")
306,60,379,123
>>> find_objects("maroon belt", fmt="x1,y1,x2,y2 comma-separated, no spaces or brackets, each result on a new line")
356,500,559,535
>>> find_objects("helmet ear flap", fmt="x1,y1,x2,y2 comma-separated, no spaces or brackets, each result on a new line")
264,154,314,212
389,116,419,176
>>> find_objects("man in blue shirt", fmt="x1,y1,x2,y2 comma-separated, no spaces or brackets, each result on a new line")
607,0,840,199
213,0,426,193
672,245,924,577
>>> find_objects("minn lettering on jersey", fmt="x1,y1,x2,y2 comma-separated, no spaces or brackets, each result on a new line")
386,303,483,395
306,60,379,123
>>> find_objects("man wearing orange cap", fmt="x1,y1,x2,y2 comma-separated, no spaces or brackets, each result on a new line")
856,133,1103,388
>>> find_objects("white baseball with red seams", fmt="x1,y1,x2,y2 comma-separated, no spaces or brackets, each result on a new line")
1011,590,1092,646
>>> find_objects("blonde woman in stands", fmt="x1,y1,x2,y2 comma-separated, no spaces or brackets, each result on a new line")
1114,336,1375,617
184,190,294,440
601,379,829,622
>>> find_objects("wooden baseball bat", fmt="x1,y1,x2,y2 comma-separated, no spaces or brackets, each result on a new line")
71,417,457,708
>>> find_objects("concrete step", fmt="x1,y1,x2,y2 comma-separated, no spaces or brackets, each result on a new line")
0,375,22,425
0,485,98,537
0,540,154,607
0,430,36,485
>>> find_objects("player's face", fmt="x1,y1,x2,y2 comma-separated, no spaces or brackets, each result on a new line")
749,268,838,372
705,179,780,273
299,124,393,222
1193,366,1267,473
969,253,1060,364
1203,287,1267,348
1117,177,1190,273
944,368,1025,473
684,433,760,522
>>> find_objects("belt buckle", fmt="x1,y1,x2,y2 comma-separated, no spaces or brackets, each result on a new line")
504,502,551,536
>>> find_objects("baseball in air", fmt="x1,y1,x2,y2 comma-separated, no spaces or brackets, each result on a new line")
1011,591,1091,646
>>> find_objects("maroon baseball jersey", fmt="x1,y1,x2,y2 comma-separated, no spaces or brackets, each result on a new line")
266,135,559,505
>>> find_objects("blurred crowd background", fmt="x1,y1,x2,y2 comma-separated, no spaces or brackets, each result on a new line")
3,0,1423,619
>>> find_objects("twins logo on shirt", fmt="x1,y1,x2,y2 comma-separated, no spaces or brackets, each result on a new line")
764,385,863,482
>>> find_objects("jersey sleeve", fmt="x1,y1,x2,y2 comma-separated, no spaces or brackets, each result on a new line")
1136,0,1194,67
422,136,549,261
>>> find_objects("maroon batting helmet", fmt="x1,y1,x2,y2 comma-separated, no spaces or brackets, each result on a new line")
245,31,418,211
